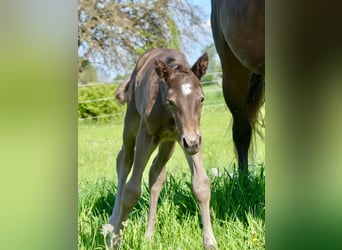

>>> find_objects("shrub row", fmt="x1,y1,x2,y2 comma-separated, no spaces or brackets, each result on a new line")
78,83,125,121
78,77,221,121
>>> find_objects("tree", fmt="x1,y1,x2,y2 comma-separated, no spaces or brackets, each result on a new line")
78,0,207,74
78,58,98,84
200,44,222,84
202,43,221,73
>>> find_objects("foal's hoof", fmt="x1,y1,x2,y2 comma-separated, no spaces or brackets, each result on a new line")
104,233,121,250
204,244,218,250
203,235,218,250
102,224,121,250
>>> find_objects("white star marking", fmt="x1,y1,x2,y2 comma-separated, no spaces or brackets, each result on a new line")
181,83,192,96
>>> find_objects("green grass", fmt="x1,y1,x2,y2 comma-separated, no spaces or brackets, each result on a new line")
78,84,265,249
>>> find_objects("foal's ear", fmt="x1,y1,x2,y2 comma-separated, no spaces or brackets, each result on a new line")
155,59,172,81
191,52,209,80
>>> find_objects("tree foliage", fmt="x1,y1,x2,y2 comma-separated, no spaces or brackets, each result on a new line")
78,0,207,74
78,84,124,121
200,44,222,84
78,58,98,84
202,43,221,73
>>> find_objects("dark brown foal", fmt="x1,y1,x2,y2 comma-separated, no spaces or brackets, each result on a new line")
105,48,217,250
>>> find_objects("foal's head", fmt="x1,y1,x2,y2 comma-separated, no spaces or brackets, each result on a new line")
155,53,209,155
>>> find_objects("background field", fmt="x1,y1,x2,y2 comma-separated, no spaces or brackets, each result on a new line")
78,84,265,249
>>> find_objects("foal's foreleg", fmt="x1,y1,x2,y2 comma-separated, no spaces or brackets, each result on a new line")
146,141,175,238
186,151,217,250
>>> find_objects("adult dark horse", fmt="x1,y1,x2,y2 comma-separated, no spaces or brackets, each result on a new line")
211,0,265,174
105,48,217,250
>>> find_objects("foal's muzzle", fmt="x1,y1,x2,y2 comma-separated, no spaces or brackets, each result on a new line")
182,134,201,155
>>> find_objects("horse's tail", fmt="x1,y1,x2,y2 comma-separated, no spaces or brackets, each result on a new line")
248,73,265,138
115,77,130,104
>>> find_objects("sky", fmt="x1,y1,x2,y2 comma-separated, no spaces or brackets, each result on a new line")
97,0,214,82
187,0,214,61
192,0,211,19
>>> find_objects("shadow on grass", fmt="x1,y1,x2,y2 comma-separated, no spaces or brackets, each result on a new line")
210,165,265,223
157,165,265,225
79,178,116,217
80,164,264,227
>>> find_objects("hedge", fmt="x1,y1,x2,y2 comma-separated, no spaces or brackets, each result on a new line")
78,76,221,121
78,83,126,121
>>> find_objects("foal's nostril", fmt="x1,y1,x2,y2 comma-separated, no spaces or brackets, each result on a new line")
182,135,201,154
183,137,189,149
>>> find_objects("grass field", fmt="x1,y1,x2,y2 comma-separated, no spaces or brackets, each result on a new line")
78,84,265,249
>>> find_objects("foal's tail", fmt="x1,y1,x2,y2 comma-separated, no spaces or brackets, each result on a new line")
115,77,130,104
248,73,265,138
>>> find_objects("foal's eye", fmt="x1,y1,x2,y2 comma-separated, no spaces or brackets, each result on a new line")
200,96,205,103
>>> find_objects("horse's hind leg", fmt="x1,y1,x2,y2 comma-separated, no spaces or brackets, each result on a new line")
146,140,175,238
220,53,251,174
229,72,263,175
232,110,251,175
212,23,252,175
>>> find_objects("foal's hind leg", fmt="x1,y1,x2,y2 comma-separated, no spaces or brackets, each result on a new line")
107,104,139,242
114,125,157,236
146,140,175,238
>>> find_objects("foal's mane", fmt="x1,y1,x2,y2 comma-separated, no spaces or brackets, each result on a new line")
165,56,190,74
171,64,190,74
